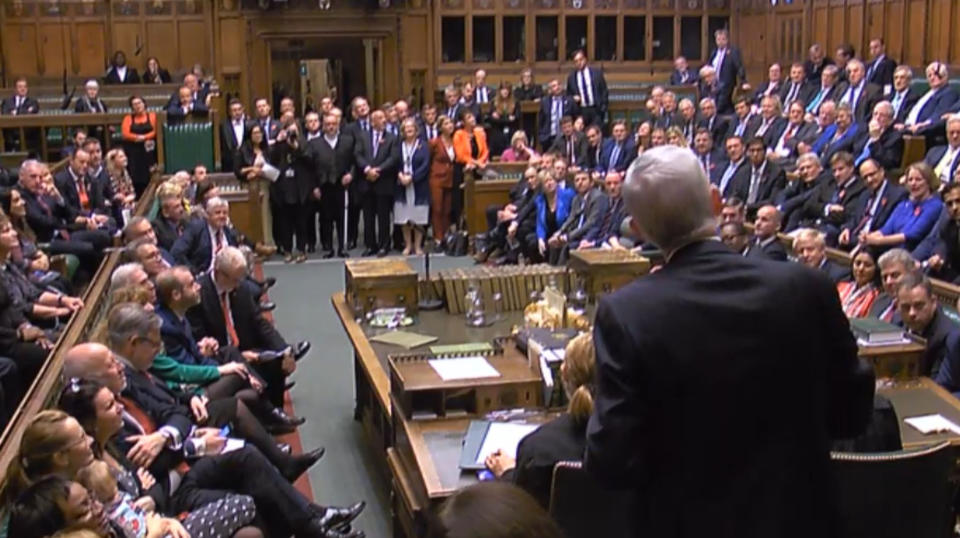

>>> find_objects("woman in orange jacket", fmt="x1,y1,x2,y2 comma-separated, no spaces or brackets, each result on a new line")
452,110,489,229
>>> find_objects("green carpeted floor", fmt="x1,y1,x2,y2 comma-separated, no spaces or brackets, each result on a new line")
264,252,474,537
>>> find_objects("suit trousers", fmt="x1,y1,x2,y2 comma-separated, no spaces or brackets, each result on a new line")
49,229,111,280
430,182,453,241
320,183,346,251
362,192,393,251
452,164,465,229
206,395,292,475
171,445,318,538
580,106,602,128
347,183,361,246
272,201,311,254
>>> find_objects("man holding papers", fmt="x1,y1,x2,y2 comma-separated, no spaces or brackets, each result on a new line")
586,146,873,537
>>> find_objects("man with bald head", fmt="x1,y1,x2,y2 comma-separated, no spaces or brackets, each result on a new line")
745,205,788,261
586,146,871,537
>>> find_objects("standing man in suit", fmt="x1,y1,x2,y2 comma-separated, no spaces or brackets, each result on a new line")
314,112,355,258
104,51,140,85
254,97,280,146
727,97,756,140
779,63,815,110
899,62,958,134
751,63,783,105
745,205,788,261
839,59,882,125
586,146,871,537
417,103,439,143
221,98,252,174
74,80,108,113
343,97,373,250
669,56,698,86
2,78,39,152
354,109,399,256
166,86,209,126
866,38,897,91
852,101,903,170
925,115,960,187
885,65,920,124
705,28,747,115
838,158,907,249
473,69,494,105
539,79,574,152
566,49,608,128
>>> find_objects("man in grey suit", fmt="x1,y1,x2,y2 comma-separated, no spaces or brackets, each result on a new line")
548,170,607,262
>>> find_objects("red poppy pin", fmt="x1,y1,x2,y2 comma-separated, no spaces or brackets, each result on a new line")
881,197,887,207
914,205,922,217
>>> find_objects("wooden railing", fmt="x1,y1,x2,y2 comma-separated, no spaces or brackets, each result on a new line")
0,83,181,112
0,109,220,171
0,177,159,488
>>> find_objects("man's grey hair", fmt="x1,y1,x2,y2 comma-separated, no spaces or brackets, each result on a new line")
946,115,960,129
214,246,247,273
622,146,715,254
85,79,99,90
18,159,41,182
699,97,716,108
796,153,821,170
111,262,144,290
122,216,150,243
846,59,865,72
878,248,916,271
823,65,839,78
205,196,229,212
107,302,162,351
792,228,825,250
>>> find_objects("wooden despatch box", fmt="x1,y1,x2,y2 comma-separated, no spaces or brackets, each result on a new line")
568,250,651,299
345,258,419,315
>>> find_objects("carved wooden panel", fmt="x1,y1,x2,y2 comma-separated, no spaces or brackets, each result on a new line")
566,0,589,9
652,0,674,8
73,0,104,17
536,0,558,8
623,0,646,8
113,0,141,16
503,0,525,8
707,0,728,8
1,24,37,75
680,0,701,9
473,0,494,9
75,22,107,75
177,0,203,15
146,0,173,16
442,0,464,8
595,0,616,8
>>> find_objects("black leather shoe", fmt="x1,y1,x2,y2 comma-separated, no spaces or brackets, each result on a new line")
347,241,357,250
265,422,296,435
263,277,277,289
361,248,377,257
311,501,366,532
282,447,325,482
293,341,311,361
258,349,284,362
337,250,349,258
376,249,388,257
278,442,291,455
259,302,277,313
323,250,336,259
301,518,364,538
270,408,306,428
285,380,296,390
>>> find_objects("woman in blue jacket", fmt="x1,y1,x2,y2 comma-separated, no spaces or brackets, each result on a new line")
394,118,431,255
534,170,575,265
861,161,943,253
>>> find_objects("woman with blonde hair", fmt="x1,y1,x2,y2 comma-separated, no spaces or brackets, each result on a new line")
484,331,595,508
500,131,540,163
104,149,137,212
665,125,689,148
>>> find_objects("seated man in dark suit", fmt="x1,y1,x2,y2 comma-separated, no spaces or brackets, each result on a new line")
675,98,698,146
697,97,729,148
152,185,189,253
898,61,958,135
549,116,589,171
61,340,361,538
585,145,871,537
797,151,868,244
669,56,698,86
896,273,959,377
851,101,903,170
838,158,907,250
478,166,542,263
166,85,210,126
104,50,140,84
693,128,725,185
751,63,783,106
805,65,848,117
547,171,607,263
768,100,819,164
868,248,917,322
743,137,786,218
779,62,815,110
726,96,756,140
812,102,860,166
752,95,787,147
793,228,850,283
53,149,113,223
16,160,110,281
777,153,829,230
714,136,750,202
719,221,750,255
838,59,882,125
155,265,303,433
924,115,960,187
171,197,238,274
745,205,788,261
923,183,960,282
1,78,39,152
885,65,921,125
80,137,123,219
187,247,307,409
865,38,897,89
582,171,627,249
596,120,634,176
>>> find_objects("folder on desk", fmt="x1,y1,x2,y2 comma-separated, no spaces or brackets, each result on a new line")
459,420,540,471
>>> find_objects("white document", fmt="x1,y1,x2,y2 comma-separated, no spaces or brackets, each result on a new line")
429,356,500,381
475,422,540,464
222,438,246,454
904,414,960,435
261,162,281,182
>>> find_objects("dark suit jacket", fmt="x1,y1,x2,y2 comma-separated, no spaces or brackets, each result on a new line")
820,258,852,283
768,121,819,158
778,80,816,108
54,168,108,215
865,56,897,88
713,158,750,200
122,363,194,441
538,95,576,143
597,139,634,174
933,218,960,282
156,305,218,368
15,187,79,242
745,236,788,261
842,82,883,124
502,413,586,510
74,97,108,114
804,57,835,83
312,131,356,187
800,176,868,227
105,66,141,84
924,144,960,183
1,94,39,115
809,82,849,114
884,88,922,124
585,240,869,537
843,181,908,235
696,149,726,185
751,116,788,148
906,309,959,376
353,129,401,197
669,69,698,86
726,113,756,140
220,117,253,173
777,173,828,227
745,160,787,213
549,132,589,169
187,272,286,352
166,100,209,126
851,126,904,171
558,187,605,244
706,46,747,97
751,80,783,105
566,66,609,115
170,220,239,275
698,115,729,148
152,214,187,252
815,123,860,166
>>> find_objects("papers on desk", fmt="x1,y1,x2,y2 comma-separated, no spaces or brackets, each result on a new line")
474,422,539,464
904,414,960,436
369,330,438,349
428,356,500,381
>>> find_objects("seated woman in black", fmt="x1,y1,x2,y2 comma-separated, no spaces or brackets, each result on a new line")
484,331,595,508
7,476,112,538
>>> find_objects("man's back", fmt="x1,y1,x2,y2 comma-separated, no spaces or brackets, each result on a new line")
586,240,869,537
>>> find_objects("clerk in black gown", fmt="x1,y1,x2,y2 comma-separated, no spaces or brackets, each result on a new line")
484,331,593,509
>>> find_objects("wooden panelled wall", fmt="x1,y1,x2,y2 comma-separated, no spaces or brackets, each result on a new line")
734,0,960,83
